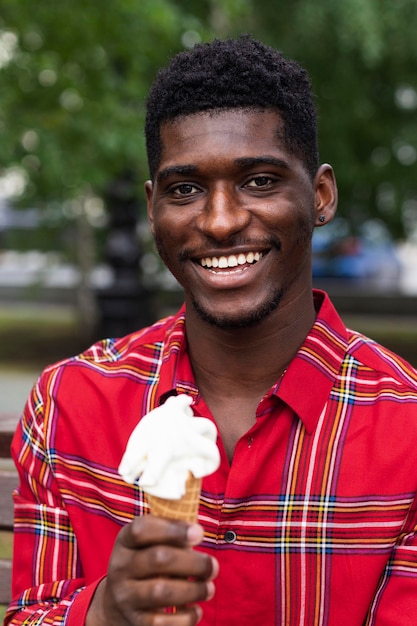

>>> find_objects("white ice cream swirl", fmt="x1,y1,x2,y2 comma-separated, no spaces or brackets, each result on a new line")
118,394,220,499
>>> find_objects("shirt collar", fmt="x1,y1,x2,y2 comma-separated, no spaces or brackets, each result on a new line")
154,305,199,406
276,290,348,433
155,291,348,433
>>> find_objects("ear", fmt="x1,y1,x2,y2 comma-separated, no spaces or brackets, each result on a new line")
144,180,155,236
313,164,338,227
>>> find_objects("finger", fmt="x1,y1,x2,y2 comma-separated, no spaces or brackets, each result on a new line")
100,572,209,625
153,604,203,625
110,543,215,586
108,603,203,626
128,577,215,611
124,544,215,581
119,517,204,550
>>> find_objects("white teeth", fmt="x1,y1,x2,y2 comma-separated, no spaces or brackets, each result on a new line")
199,251,263,269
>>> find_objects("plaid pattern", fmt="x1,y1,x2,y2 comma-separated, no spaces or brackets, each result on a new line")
5,291,417,625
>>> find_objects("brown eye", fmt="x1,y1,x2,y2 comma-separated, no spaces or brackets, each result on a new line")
246,176,272,188
172,183,199,196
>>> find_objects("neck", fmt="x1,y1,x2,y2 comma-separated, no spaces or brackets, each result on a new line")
185,289,316,397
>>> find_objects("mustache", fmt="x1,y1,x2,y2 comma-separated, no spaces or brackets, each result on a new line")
178,236,282,263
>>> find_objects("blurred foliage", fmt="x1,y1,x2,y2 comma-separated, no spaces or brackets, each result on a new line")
0,0,416,239
0,0,250,209
249,0,417,239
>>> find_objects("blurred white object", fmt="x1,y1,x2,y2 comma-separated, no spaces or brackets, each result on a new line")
119,394,220,499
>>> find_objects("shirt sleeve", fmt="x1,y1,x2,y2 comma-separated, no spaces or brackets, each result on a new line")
365,495,417,625
4,370,101,626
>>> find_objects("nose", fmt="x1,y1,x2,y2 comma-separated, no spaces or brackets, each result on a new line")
196,185,251,241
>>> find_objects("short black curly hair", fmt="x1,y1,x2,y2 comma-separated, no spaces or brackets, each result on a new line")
145,35,319,181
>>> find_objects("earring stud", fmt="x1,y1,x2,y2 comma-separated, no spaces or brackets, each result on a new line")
318,215,326,223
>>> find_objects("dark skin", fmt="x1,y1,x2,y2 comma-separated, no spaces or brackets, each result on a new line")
87,519,217,626
86,108,337,625
148,109,337,461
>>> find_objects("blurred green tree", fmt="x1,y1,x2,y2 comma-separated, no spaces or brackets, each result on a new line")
0,0,416,244
0,0,251,335
249,0,417,239
0,0,249,210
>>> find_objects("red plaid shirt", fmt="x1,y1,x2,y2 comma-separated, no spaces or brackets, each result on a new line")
6,291,417,625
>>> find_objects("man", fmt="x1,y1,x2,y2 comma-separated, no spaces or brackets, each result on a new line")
5,35,417,626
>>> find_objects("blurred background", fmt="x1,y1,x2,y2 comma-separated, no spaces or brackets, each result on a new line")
0,2,416,611
0,0,417,375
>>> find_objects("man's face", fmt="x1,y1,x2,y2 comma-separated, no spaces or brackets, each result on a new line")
146,109,325,329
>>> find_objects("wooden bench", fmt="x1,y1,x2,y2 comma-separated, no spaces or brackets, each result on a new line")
0,425,18,607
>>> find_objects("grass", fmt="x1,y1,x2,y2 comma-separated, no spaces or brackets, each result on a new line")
0,532,13,620
0,531,13,560
0,304,89,370
343,314,417,367
0,303,416,369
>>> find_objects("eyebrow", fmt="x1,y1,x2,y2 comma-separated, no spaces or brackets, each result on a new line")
156,155,290,184
156,165,198,184
234,156,290,170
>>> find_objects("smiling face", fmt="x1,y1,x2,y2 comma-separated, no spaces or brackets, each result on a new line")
146,109,336,330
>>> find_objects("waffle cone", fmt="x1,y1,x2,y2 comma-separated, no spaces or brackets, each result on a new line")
146,472,202,522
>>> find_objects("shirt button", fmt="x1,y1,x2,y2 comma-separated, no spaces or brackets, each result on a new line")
224,530,237,543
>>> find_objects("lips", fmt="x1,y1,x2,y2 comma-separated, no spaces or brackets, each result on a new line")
198,251,264,269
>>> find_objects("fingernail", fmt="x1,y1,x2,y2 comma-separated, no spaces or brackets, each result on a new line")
210,556,219,579
195,604,203,622
187,523,204,545
206,581,216,601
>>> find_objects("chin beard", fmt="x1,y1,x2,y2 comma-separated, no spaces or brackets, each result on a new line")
191,288,284,330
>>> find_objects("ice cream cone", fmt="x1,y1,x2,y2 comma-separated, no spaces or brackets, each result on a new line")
146,472,202,522
119,394,220,517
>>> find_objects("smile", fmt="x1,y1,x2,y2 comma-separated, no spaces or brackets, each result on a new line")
198,251,264,270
